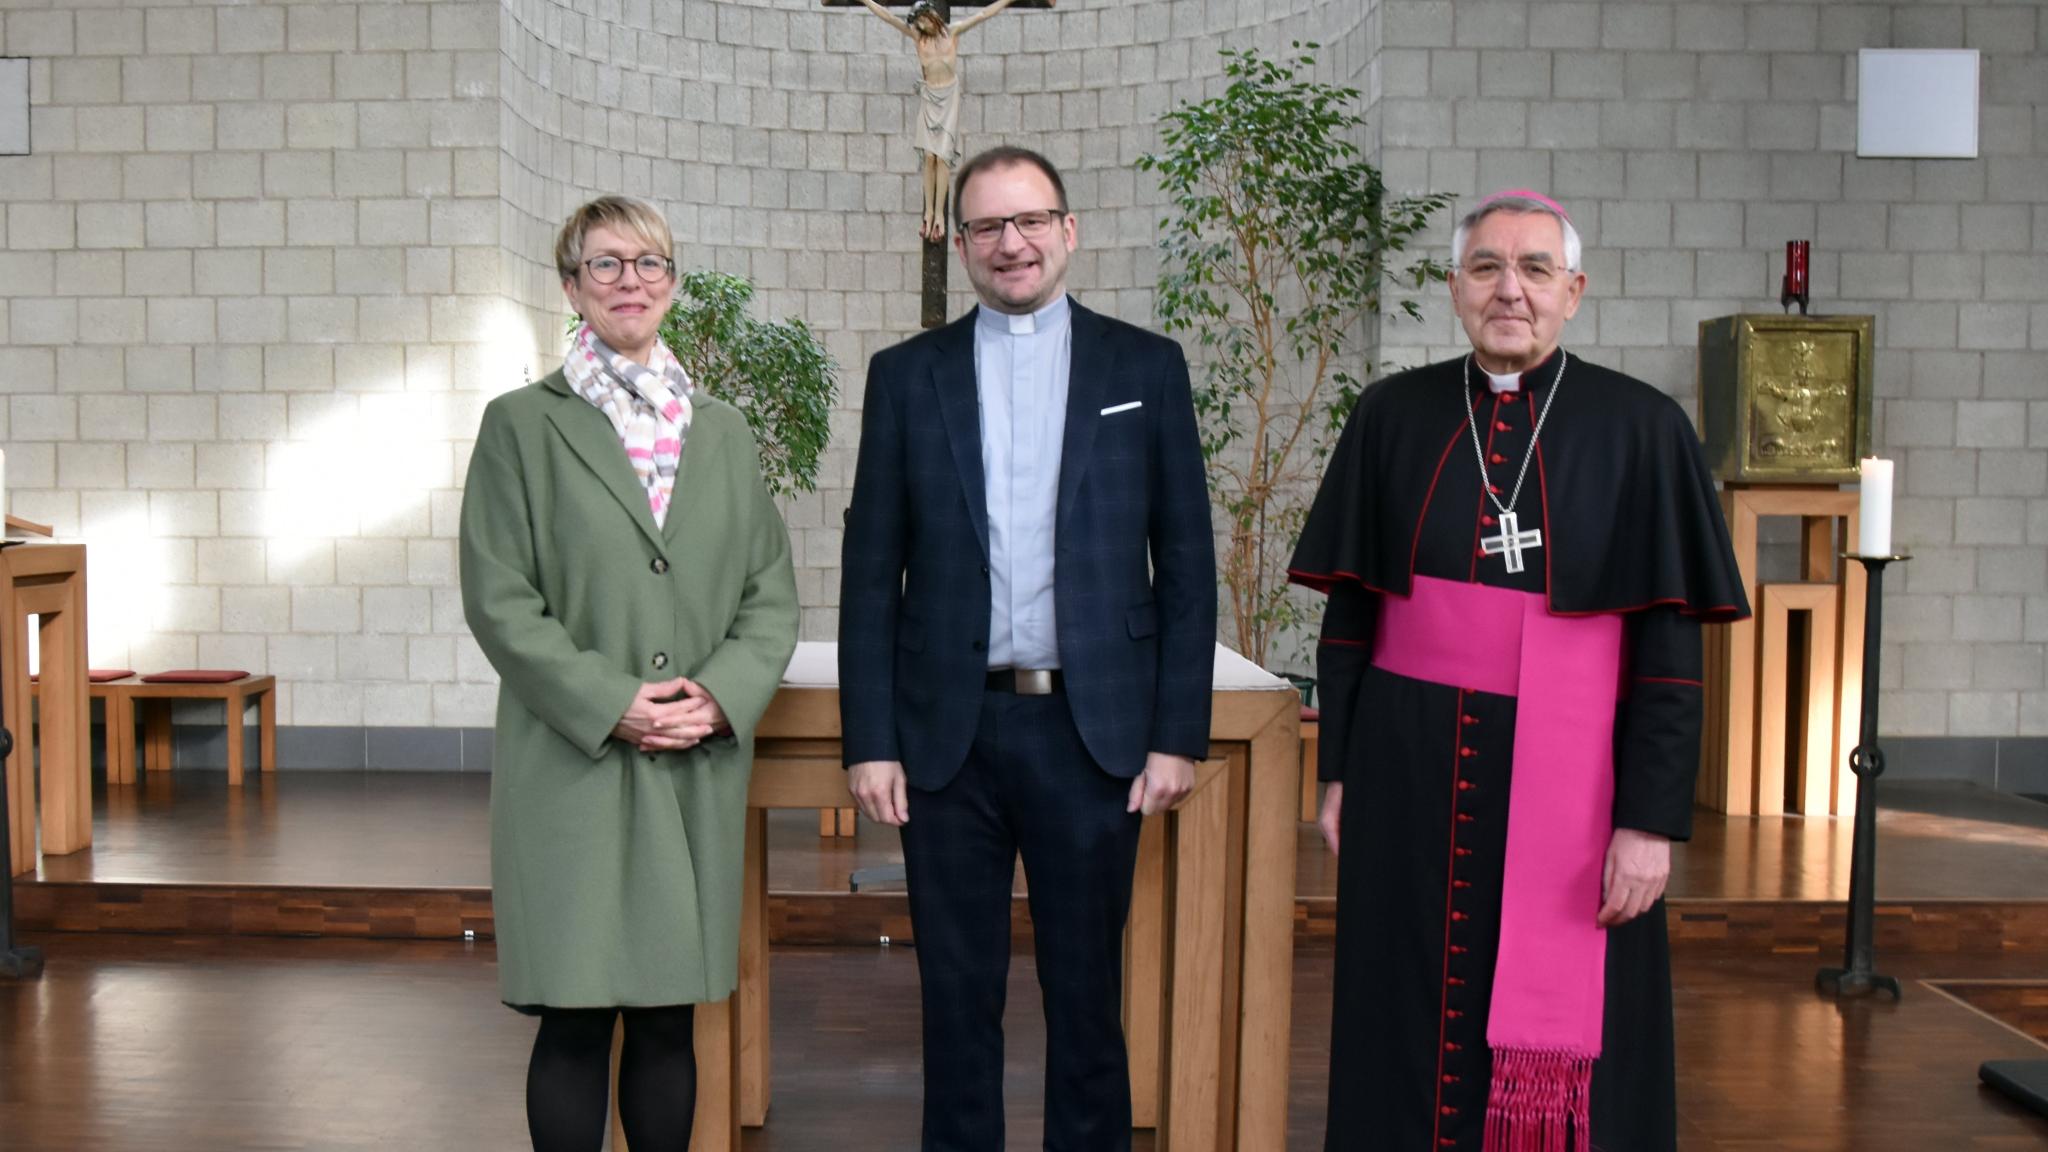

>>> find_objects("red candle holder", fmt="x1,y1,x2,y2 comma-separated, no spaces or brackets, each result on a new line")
1782,240,1810,315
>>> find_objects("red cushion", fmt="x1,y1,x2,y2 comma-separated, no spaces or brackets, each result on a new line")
90,669,137,683
1301,705,1321,722
140,669,252,684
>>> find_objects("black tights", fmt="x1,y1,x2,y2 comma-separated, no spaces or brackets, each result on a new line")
526,1004,697,1152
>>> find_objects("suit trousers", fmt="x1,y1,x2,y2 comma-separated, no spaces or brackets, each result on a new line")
898,688,1145,1152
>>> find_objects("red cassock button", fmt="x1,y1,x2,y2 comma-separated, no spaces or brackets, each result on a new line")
1490,452,1507,464
1458,779,1476,790
1455,847,1473,857
1488,484,1502,494
1462,714,1479,725
1447,1009,1464,1019
1448,977,1467,987
1452,910,1469,921
1457,812,1475,823
1454,879,1472,889
1442,1106,1459,1116
1451,945,1468,954
1496,421,1512,432
1445,1041,1462,1052
1443,1073,1461,1084
1460,746,1476,757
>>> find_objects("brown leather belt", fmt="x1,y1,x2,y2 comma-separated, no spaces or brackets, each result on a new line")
985,668,1063,695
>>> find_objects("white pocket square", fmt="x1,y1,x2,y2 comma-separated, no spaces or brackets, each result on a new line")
1100,401,1142,416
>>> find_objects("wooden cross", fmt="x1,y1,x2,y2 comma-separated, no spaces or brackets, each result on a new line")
828,0,1054,328
820,1,1053,8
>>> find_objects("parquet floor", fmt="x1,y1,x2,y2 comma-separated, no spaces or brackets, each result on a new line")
2,934,2045,1151
31,772,2048,903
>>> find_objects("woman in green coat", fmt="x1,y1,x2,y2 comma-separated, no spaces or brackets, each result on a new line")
459,195,799,1152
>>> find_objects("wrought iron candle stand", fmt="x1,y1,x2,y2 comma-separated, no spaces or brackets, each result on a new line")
1816,553,1907,1001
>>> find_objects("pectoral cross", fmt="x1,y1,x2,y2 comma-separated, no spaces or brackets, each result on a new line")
1480,510,1543,574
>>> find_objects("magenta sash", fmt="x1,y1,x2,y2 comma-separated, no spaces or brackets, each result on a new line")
1372,575,1622,1152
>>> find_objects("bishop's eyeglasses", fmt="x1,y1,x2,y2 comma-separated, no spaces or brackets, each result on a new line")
959,210,1068,247
581,254,677,284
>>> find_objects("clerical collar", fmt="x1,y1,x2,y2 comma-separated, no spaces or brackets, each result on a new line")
977,294,1070,337
1476,350,1564,394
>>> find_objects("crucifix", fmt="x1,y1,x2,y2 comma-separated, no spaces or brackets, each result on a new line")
830,0,1055,327
1480,510,1543,574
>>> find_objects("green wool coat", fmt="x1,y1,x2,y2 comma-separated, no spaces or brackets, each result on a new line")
459,368,799,1010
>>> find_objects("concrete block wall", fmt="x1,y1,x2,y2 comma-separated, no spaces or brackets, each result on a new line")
495,0,1368,654
0,0,1366,762
1365,0,2048,743
0,0,509,738
5,0,2040,761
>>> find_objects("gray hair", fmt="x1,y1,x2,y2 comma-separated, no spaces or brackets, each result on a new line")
1451,195,1582,273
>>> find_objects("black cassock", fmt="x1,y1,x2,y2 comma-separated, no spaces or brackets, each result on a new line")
1288,349,1748,1152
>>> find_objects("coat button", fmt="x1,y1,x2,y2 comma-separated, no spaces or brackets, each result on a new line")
652,652,669,669
1490,452,1507,464
651,557,670,574
972,640,986,652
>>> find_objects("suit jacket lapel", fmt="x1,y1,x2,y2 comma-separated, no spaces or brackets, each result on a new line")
540,372,668,553
1056,301,1109,531
931,311,991,561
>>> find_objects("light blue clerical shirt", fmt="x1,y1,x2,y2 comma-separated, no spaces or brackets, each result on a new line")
975,294,1071,671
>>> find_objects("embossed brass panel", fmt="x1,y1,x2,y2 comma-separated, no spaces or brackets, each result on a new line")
1698,314,1874,484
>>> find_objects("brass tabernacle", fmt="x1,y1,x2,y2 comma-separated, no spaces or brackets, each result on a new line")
1697,314,1874,484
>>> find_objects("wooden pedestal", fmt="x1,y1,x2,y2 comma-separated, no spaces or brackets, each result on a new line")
4,543,90,877
1702,486,1865,816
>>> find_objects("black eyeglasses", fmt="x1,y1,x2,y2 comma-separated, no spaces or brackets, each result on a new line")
959,210,1067,247
581,254,676,285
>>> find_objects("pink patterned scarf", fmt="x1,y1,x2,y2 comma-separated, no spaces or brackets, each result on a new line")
563,323,694,528
1372,575,1623,1152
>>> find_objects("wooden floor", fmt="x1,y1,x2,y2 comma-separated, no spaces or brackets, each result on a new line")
29,771,2048,902
11,773,2048,1148
1,933,2044,1151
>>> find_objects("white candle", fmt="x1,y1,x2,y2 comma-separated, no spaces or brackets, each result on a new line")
1858,457,1893,557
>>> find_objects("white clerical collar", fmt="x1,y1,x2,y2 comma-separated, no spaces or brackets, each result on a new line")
1486,369,1521,393
978,294,1071,337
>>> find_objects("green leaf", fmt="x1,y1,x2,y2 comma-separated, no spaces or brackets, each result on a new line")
1134,46,1452,668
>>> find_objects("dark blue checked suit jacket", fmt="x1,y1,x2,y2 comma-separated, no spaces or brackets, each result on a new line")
839,300,1216,789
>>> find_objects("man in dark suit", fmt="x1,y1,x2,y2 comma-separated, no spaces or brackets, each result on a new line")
839,146,1216,1151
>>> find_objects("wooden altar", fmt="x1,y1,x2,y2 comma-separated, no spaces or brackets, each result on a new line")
4,542,90,877
655,642,1300,1152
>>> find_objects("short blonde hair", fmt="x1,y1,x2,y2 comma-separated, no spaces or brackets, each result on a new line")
555,195,673,281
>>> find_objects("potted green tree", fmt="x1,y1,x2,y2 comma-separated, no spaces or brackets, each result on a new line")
657,270,837,496
569,270,837,496
1138,46,1451,677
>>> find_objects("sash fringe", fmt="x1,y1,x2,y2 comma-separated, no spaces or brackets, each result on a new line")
1483,1046,1593,1152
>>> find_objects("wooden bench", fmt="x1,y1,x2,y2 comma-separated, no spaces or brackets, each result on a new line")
30,668,137,782
122,673,277,786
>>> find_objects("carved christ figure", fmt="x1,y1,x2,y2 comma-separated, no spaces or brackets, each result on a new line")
855,0,1040,241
